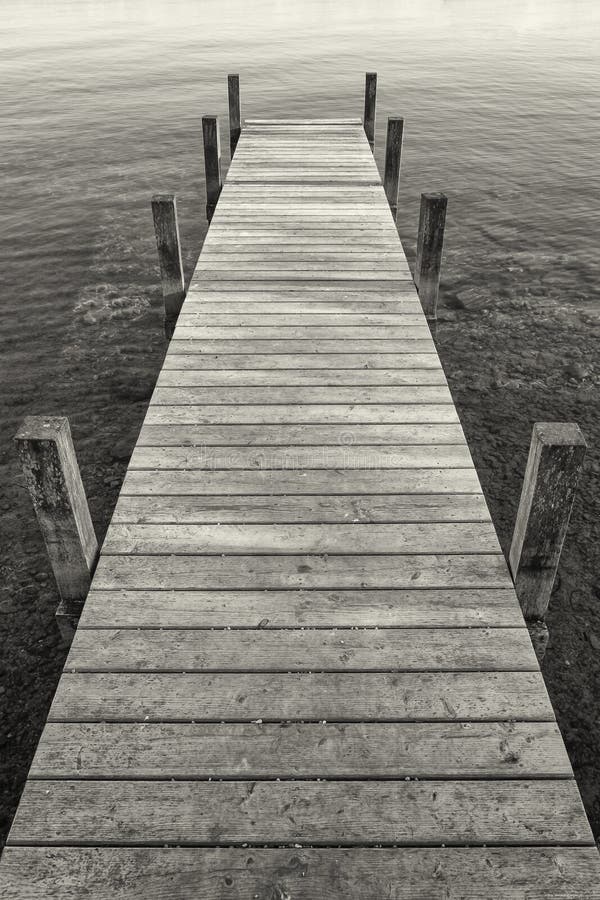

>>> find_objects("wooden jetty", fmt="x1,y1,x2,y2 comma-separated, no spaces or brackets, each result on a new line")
3,108,600,898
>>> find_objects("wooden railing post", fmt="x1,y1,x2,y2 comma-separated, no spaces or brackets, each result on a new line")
151,194,185,339
228,74,241,157
415,192,447,321
509,423,586,651
363,72,377,152
202,115,222,222
15,416,99,640
383,117,404,218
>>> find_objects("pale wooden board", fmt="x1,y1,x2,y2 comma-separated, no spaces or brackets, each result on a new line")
149,386,452,405
30,722,570,779
78,588,522,629
161,353,441,370
144,404,458,424
4,847,600,900
102,522,498,555
64,627,536,673
8,779,591,846
120,468,481,495
175,315,425,327
47,670,556,722
111,494,490,526
167,341,437,355
157,368,448,386
128,445,470,471
136,423,464,445
188,282,416,292
91,554,513,591
180,301,424,312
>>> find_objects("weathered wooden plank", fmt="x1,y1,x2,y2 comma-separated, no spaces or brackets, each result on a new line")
168,341,437,356
30,721,570,779
91,553,513,591
136,422,463,446
128,445,470,471
9,779,591,846
176,314,425,327
47,670,556,722
157,368,448,386
65,627,536,673
189,282,415,293
103,522,498,556
150,386,452,406
78,588,521,629
162,353,441,370
144,404,457,425
4,846,600,900
121,468,481,495
180,301,423,313
112,494,489,526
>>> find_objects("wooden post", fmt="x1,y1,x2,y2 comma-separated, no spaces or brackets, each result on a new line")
415,192,448,320
509,422,586,626
383,117,404,218
363,72,377,152
15,416,99,640
151,194,185,339
202,115,222,222
228,74,241,158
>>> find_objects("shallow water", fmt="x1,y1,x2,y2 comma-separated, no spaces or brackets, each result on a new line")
2,0,600,844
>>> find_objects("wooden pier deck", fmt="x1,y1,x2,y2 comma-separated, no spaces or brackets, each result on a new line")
3,118,600,898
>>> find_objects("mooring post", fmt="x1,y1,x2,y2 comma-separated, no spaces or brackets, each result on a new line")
415,192,448,321
363,72,377,152
509,423,586,661
202,115,222,222
383,117,404,218
15,416,99,641
151,194,185,339
228,74,241,158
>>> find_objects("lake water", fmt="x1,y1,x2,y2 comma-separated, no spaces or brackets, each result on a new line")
2,0,600,843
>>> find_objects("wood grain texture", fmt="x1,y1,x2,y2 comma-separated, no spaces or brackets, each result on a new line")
136,422,464,445
9,779,591,846
29,721,571,779
90,553,513,591
112,493,490,525
120,467,482,495
102,522,499,555
48,671,554,722
128,444,472,471
65,627,536,673
4,847,600,899
78,587,522,629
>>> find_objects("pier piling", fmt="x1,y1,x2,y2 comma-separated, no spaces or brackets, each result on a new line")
202,115,223,221
228,74,242,157
151,194,185,339
384,116,404,218
15,416,98,639
509,422,586,645
363,72,377,151
415,191,448,320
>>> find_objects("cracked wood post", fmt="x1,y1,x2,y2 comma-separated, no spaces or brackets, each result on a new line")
15,416,99,641
228,74,241,157
509,422,586,660
415,192,448,321
363,72,377,152
384,117,404,219
203,115,222,222
151,194,185,339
